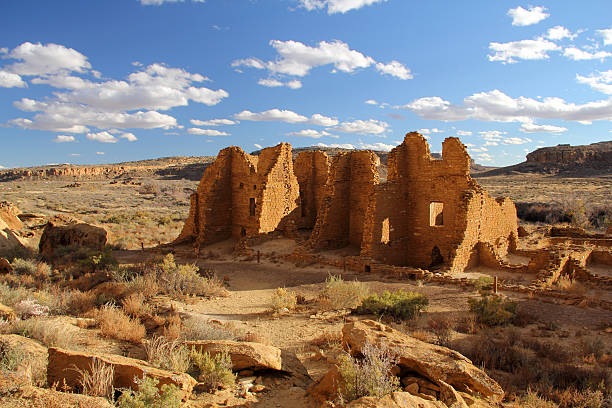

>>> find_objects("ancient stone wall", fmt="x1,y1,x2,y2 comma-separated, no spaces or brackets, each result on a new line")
309,151,379,249
292,151,329,229
175,144,299,246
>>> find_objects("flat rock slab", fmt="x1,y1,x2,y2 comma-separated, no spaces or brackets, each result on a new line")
185,340,282,371
47,347,196,395
342,320,503,402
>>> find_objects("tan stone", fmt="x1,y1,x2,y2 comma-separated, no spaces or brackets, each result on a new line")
347,391,447,408
342,320,503,402
185,340,282,371
0,303,16,322
0,383,113,408
47,347,196,395
39,222,107,259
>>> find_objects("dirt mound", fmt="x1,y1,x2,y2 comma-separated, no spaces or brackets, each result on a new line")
476,140,612,177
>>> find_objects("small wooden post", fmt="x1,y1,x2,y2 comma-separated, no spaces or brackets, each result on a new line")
140,242,144,251
257,250,261,264
494,276,498,294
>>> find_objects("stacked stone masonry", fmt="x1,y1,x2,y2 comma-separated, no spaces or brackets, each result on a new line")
176,132,519,274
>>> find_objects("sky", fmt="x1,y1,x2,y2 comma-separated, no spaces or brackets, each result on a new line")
1,1,612,168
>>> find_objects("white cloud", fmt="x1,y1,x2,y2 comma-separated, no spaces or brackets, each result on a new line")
187,128,230,136
316,142,355,149
69,153,80,156
365,99,378,105
254,143,263,149
546,26,578,41
332,119,388,134
234,109,338,126
53,135,76,143
87,131,117,143
502,137,532,145
418,128,444,134
120,132,138,141
577,70,612,94
456,130,472,136
0,48,7,54
358,141,397,151
563,47,612,61
258,78,302,89
96,152,104,155
297,0,387,14
477,153,494,162
488,38,560,63
507,6,549,26
401,89,612,124
4,42,91,76
190,118,238,126
233,39,410,81
286,129,337,139
597,28,612,46
0,70,26,88
140,0,204,5
375,61,412,79
520,122,567,133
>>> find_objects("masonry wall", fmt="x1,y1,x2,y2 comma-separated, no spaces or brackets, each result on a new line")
309,151,379,249
293,151,329,229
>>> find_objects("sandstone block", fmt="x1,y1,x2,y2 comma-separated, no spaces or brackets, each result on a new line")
185,340,282,371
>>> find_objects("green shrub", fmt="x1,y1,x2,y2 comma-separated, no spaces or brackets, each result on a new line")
189,348,235,392
144,336,190,372
157,254,226,298
0,341,26,372
356,290,428,319
468,294,518,327
269,287,297,313
182,318,237,341
320,274,369,310
11,258,38,275
337,340,400,402
117,376,181,408
471,276,494,292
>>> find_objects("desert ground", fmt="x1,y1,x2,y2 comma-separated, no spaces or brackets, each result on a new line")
0,170,610,408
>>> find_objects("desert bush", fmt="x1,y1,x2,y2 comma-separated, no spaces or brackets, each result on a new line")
319,274,369,310
88,246,117,271
516,390,558,408
356,290,428,320
337,340,400,403
456,314,478,334
311,331,343,349
269,287,297,313
121,293,151,317
189,348,235,391
13,299,49,319
75,357,115,399
95,305,146,344
554,276,587,295
144,336,190,373
162,314,182,341
64,290,98,315
579,338,606,360
12,317,77,348
0,341,26,372
117,376,181,408
516,201,612,231
471,276,494,292
427,314,454,347
11,258,38,275
126,273,160,298
182,317,237,341
468,294,518,327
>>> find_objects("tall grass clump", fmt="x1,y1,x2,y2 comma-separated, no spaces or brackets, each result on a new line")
189,348,236,391
269,287,297,313
319,274,369,310
117,376,181,408
94,305,146,344
75,358,115,400
144,336,190,372
356,290,428,320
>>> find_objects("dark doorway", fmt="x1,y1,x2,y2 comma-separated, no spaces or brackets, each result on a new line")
430,246,444,269
249,198,256,216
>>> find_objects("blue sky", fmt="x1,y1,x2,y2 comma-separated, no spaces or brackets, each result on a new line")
1,0,612,168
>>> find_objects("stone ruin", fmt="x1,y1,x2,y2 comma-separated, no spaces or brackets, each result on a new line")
176,132,519,274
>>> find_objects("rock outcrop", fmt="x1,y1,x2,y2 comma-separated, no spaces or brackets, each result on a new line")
185,340,282,371
47,348,196,396
39,222,107,259
342,320,503,402
0,202,29,254
0,258,12,274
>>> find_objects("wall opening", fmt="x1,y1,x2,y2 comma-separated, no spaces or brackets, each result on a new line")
253,184,257,190
364,264,371,273
240,227,246,237
239,183,244,189
381,217,390,245
429,202,444,226
430,246,444,268
249,198,256,216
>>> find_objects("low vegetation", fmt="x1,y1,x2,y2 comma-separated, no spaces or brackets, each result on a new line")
269,287,297,313
144,336,190,373
189,348,236,391
356,290,428,319
76,357,115,399
319,274,369,310
468,294,518,327
117,376,182,408
94,305,146,344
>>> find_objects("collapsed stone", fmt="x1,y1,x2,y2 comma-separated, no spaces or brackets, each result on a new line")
39,222,107,259
185,340,282,371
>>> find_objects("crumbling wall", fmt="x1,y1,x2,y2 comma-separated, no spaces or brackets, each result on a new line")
292,151,329,229
175,144,299,246
309,151,379,249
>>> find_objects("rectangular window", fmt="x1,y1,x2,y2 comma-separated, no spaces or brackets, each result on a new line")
429,202,444,226
249,198,256,216
381,218,390,244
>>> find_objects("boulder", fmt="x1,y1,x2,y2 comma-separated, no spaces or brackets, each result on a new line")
347,392,447,408
47,348,196,396
185,340,282,371
0,335,47,386
342,320,503,402
0,381,112,408
39,222,107,259
0,258,12,274
0,202,28,254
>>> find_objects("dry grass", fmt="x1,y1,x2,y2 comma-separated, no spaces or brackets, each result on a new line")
269,287,297,313
75,357,115,399
12,317,78,349
121,293,151,317
319,274,369,310
143,336,190,372
94,305,146,344
310,331,343,349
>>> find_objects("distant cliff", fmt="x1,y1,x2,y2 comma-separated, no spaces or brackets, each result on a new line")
476,141,612,177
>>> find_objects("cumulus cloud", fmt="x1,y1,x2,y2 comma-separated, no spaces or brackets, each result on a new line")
190,118,238,126
316,142,355,149
576,70,612,94
286,129,337,139
563,47,612,61
233,39,410,82
0,70,26,88
96,151,104,155
546,26,578,41
597,28,612,46
400,89,612,124
4,42,91,76
358,141,397,151
331,119,388,134
87,131,118,143
365,99,378,105
120,132,138,141
488,38,560,63
53,135,76,143
476,153,494,162
520,122,567,133
258,78,302,89
297,0,387,14
234,109,338,126
456,130,472,136
418,128,444,134
507,6,549,26
187,128,230,136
